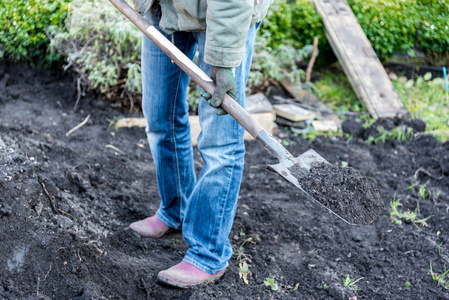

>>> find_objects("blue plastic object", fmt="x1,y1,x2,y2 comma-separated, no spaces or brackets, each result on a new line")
443,66,448,92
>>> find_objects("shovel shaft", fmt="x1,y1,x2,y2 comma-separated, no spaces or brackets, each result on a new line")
109,0,264,138
256,130,296,162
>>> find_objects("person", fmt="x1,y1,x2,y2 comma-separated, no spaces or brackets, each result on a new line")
129,0,272,288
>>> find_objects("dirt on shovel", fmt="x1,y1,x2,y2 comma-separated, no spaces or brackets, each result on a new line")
290,163,384,225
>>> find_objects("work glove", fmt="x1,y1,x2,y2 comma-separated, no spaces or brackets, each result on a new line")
200,66,237,116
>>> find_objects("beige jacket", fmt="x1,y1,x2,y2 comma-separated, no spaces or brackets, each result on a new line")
133,0,272,67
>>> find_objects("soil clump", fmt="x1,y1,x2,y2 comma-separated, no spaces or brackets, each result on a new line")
1,62,449,299
297,163,384,225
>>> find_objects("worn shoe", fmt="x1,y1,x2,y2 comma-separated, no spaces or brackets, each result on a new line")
129,215,169,238
157,261,225,288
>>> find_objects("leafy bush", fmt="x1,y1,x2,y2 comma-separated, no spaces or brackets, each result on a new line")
347,0,418,59
248,33,313,92
50,0,142,107
262,0,448,65
0,0,69,66
348,0,448,64
416,0,449,65
259,0,330,64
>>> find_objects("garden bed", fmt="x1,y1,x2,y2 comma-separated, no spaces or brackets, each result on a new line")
1,62,449,299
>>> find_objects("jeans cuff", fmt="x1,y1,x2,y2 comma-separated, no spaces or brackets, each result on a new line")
156,209,181,230
183,253,229,275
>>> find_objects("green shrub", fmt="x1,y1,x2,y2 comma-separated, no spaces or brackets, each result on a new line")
259,0,330,64
262,0,448,65
248,33,313,92
416,0,449,66
347,0,418,59
290,0,326,50
50,0,142,106
348,0,448,64
0,0,69,67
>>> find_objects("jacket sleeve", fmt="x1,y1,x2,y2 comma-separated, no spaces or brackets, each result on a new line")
204,0,253,68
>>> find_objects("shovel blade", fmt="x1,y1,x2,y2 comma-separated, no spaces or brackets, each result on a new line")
267,149,357,225
267,149,328,190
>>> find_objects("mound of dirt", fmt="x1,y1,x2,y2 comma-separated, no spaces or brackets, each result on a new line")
1,62,449,299
342,116,427,139
298,163,384,225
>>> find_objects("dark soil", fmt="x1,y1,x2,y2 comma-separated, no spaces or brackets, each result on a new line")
1,62,449,299
298,163,384,225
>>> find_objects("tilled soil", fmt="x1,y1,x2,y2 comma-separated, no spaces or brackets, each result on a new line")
1,62,449,299
298,163,384,226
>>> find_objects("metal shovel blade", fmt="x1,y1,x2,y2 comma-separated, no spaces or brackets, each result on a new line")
267,149,357,225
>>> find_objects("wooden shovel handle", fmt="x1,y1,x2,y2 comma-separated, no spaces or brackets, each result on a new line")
108,0,264,138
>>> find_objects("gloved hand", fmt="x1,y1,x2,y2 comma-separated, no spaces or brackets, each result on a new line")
200,66,237,116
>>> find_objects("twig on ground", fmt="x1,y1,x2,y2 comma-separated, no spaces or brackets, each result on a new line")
99,272,112,283
43,263,52,281
105,144,126,155
57,209,75,219
66,114,91,137
306,37,319,82
415,130,449,139
40,181,58,213
72,77,82,113
414,167,444,181
126,90,134,112
36,277,40,296
77,249,82,262
140,277,152,300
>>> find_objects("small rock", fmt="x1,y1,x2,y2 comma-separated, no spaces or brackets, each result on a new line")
56,214,74,230
351,232,363,242
389,72,398,81
0,203,12,216
34,202,43,215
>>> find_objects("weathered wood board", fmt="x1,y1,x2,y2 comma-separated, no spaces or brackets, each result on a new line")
116,113,275,146
115,92,277,146
311,0,407,118
279,77,342,130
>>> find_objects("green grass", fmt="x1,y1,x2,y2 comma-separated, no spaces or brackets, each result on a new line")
430,263,449,289
390,194,431,226
314,71,362,113
367,125,414,144
313,71,449,142
342,275,363,291
393,74,449,142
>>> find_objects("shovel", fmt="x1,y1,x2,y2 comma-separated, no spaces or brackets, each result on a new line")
109,0,382,226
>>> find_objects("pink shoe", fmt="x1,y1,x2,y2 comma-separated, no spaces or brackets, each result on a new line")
129,215,169,238
157,261,225,288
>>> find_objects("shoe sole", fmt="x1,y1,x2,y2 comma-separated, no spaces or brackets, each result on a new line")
157,272,224,289
127,226,171,239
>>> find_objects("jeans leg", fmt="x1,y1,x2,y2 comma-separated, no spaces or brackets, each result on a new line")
182,23,261,274
141,18,198,229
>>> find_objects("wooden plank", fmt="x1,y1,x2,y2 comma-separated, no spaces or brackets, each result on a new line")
115,112,276,146
312,120,339,132
310,0,407,118
273,104,315,122
245,93,274,114
279,78,342,130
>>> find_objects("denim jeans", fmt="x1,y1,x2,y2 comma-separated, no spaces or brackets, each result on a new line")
141,11,260,274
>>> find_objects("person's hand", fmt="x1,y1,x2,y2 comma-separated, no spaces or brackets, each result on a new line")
200,66,236,116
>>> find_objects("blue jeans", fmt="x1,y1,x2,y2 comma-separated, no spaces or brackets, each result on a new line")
141,11,260,274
